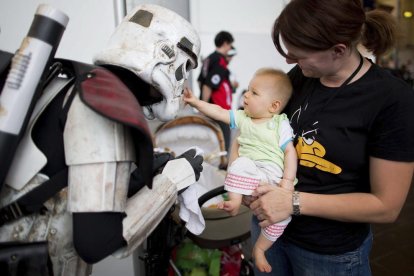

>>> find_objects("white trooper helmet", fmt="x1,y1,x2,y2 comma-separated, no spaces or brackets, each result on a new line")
94,4,201,121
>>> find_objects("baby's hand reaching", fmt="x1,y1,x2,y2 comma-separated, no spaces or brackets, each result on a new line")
183,87,197,106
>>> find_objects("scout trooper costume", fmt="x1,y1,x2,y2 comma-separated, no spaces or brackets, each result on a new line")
0,4,202,276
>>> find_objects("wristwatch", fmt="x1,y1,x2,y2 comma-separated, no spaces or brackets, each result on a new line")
292,191,301,216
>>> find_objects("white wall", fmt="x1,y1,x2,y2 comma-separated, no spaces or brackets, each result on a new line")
127,0,189,17
0,0,118,64
189,0,293,109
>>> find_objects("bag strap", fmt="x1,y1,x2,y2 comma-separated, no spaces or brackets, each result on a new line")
0,168,68,226
0,59,79,227
0,50,13,93
0,50,13,77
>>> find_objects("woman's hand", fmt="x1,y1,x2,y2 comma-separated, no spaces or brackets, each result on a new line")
242,195,258,206
250,185,293,227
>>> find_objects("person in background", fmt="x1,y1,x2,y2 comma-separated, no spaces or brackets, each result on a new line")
243,0,414,275
198,30,234,157
405,59,414,87
400,63,413,87
185,68,297,273
226,46,239,93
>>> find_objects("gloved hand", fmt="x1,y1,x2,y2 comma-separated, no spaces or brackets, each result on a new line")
176,148,203,181
152,152,175,176
128,152,174,197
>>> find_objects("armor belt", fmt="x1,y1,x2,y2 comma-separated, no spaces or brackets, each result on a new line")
0,168,67,226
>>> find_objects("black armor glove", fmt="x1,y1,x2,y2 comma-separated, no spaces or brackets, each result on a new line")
128,152,174,197
176,148,203,181
152,152,175,175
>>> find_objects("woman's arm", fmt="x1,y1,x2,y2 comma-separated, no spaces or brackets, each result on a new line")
251,157,413,227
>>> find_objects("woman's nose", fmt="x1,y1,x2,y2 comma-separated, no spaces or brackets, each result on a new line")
286,57,297,64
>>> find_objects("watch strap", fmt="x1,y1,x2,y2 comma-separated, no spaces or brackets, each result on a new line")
292,191,301,216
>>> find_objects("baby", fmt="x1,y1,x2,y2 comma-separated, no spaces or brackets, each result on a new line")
184,68,297,273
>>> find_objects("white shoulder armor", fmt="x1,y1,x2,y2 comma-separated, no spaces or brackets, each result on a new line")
64,94,135,165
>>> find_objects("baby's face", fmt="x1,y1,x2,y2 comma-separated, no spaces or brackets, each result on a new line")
243,75,280,119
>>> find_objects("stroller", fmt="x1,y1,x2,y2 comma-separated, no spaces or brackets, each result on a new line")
151,115,254,276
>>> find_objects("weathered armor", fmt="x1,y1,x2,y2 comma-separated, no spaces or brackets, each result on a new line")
0,4,202,276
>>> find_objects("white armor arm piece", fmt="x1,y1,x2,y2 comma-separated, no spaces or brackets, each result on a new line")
64,95,135,212
113,158,196,258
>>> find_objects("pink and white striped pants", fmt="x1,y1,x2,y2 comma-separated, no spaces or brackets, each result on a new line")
224,156,290,241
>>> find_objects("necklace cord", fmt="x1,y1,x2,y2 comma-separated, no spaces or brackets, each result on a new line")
341,53,364,87
295,53,364,138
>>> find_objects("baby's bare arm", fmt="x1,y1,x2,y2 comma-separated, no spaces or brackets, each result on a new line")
183,87,231,124
280,141,297,191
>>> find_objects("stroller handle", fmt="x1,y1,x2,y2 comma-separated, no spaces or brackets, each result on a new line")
198,186,225,207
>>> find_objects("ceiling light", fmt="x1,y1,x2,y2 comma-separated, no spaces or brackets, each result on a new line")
403,11,413,18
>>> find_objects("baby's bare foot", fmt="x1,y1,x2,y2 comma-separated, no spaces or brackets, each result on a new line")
253,246,272,273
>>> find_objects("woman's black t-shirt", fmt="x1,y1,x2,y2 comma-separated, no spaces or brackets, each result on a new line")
284,62,414,254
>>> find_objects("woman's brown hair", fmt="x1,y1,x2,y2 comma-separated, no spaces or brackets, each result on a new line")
272,0,398,57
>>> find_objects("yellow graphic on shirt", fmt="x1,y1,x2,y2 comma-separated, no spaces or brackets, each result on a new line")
296,137,342,174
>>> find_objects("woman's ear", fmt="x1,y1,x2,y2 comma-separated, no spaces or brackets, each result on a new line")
332,44,347,59
270,100,281,113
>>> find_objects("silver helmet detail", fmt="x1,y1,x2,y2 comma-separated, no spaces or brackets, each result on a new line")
94,4,201,121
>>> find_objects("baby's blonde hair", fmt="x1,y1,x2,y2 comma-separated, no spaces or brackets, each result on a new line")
254,68,292,110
